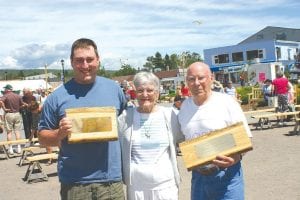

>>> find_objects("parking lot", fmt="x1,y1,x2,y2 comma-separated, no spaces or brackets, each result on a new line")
0,117,300,199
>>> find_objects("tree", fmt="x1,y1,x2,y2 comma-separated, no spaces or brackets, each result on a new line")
113,64,137,76
178,51,203,68
152,52,164,69
18,70,25,79
143,56,154,71
169,54,179,70
164,54,171,71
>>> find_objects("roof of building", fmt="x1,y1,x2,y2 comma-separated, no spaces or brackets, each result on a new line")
154,69,178,79
239,26,300,44
111,69,179,83
111,75,135,83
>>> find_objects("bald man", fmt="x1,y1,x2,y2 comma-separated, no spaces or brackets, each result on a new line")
178,62,252,200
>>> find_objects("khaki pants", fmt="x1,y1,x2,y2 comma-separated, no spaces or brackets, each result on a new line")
60,182,124,200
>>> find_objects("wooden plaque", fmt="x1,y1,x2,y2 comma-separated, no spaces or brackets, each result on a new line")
66,107,118,144
179,122,253,171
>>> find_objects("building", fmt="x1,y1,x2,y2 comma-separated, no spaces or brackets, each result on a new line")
204,26,300,84
25,72,57,80
111,69,187,93
0,80,52,94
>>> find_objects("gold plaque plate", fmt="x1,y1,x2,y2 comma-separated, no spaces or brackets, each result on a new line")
179,122,253,171
66,107,118,144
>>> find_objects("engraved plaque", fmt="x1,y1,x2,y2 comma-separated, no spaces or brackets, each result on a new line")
179,122,253,171
72,117,112,133
195,134,236,158
66,107,118,144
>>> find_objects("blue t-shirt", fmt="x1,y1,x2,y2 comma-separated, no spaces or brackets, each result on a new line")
38,76,127,184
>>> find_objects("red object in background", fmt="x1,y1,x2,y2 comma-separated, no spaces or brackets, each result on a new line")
181,86,190,97
128,89,136,100
259,72,266,82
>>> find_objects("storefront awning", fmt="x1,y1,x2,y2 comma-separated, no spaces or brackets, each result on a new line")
210,66,225,72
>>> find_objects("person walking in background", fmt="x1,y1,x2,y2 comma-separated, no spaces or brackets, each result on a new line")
178,62,252,200
272,71,289,125
0,101,4,134
21,88,36,139
181,81,190,99
262,79,272,106
287,81,295,112
224,81,237,98
118,71,180,200
38,38,127,200
172,95,185,156
0,84,25,155
29,99,40,141
211,80,224,93
40,90,47,105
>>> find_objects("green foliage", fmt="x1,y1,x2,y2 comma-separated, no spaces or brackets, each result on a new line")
97,65,112,78
152,52,164,69
236,86,253,104
113,64,137,76
180,51,202,68
143,51,203,71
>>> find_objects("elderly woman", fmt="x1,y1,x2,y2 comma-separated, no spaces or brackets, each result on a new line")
118,71,180,200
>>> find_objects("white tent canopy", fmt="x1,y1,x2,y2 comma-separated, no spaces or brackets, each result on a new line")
0,80,52,93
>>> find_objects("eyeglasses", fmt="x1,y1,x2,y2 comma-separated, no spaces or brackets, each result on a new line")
186,75,208,83
136,88,156,94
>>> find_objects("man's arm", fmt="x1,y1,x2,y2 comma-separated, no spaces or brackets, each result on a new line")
38,117,72,147
213,154,242,168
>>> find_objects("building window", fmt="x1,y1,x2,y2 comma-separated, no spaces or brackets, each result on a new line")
276,47,281,60
246,49,264,61
276,32,287,40
232,52,244,62
214,54,229,64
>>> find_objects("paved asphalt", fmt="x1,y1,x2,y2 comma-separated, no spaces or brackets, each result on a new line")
0,104,300,199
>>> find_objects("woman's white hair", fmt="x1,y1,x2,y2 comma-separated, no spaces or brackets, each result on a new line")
133,71,160,91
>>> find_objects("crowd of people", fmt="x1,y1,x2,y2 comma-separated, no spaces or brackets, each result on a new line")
0,85,52,159
3,37,295,200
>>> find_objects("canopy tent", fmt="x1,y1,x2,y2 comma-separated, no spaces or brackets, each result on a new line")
0,80,52,94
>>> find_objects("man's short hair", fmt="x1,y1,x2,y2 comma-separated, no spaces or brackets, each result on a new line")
276,70,284,78
70,38,99,60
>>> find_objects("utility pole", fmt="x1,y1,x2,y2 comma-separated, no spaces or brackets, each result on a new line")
44,64,48,92
61,59,65,83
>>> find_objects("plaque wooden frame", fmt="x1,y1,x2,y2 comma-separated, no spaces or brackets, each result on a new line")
179,122,253,171
66,107,118,144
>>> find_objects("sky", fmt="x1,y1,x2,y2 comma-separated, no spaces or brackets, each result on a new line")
0,0,300,71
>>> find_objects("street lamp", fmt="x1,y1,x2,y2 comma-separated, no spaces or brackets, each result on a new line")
61,59,65,83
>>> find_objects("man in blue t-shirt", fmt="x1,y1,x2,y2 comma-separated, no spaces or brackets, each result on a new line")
38,38,127,200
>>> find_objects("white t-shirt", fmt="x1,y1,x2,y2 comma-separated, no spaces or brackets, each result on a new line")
178,92,252,140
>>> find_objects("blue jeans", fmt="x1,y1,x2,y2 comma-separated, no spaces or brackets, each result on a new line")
191,162,244,200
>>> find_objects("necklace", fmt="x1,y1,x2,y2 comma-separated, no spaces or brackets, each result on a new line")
140,115,153,139
144,129,151,138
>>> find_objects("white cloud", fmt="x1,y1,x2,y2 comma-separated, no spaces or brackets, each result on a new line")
0,0,299,70
0,56,19,69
